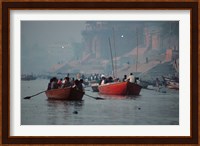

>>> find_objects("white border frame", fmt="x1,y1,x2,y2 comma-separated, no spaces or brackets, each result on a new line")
10,10,190,136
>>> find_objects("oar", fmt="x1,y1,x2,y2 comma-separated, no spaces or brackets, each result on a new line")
84,93,104,100
23,90,46,99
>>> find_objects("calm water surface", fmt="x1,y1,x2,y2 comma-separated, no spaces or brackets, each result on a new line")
21,79,179,125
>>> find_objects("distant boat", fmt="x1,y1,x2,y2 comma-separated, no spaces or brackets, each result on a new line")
45,87,84,100
167,80,179,90
21,74,37,81
98,81,142,95
91,83,99,92
162,76,179,90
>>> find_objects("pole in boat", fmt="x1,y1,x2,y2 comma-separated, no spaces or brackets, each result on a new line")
95,39,97,58
136,29,138,72
112,26,117,77
108,37,115,78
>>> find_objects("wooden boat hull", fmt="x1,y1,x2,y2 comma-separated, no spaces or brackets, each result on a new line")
127,82,142,95
69,88,85,100
45,88,84,100
98,82,142,95
98,82,127,95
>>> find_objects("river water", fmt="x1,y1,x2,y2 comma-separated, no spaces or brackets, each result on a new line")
21,79,179,125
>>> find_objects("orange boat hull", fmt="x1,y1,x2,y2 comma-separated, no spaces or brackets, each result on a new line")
98,82,142,95
45,88,84,100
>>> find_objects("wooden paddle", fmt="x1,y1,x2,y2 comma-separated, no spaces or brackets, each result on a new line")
84,93,104,100
23,90,46,99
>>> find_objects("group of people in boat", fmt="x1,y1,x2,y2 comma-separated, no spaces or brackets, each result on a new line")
47,72,141,89
47,74,85,92
122,73,138,83
99,75,115,85
99,73,140,85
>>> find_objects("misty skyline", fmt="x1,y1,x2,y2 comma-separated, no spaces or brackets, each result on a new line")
21,21,178,75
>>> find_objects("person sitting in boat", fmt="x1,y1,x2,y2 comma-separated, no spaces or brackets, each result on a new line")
62,77,72,88
135,77,140,84
126,73,135,83
99,75,107,85
57,78,63,87
76,73,81,80
62,78,66,84
73,79,84,92
122,75,127,82
99,74,104,85
71,77,75,85
80,79,85,92
114,78,120,82
47,78,54,90
107,76,114,83
51,77,59,89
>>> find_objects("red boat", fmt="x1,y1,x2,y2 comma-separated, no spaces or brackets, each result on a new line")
98,82,142,95
45,87,84,100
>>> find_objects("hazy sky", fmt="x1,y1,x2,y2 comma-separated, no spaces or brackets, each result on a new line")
21,21,85,74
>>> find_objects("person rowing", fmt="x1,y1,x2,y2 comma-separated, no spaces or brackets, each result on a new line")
126,73,135,83
62,77,72,88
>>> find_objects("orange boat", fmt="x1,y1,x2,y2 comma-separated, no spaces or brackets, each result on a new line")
45,87,84,100
98,82,142,95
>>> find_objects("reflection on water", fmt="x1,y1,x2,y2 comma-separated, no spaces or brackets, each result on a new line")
21,79,179,125
46,100,84,125
99,94,141,100
47,99,84,109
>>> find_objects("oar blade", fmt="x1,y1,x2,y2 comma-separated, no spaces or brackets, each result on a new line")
23,90,46,100
95,97,104,100
24,96,32,99
84,93,104,100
